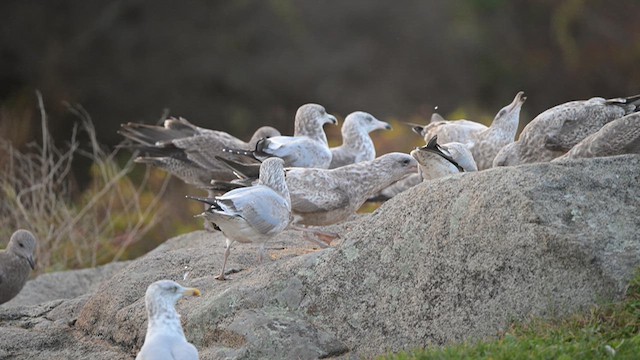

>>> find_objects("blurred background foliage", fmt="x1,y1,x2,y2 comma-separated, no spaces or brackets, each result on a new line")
1,0,639,269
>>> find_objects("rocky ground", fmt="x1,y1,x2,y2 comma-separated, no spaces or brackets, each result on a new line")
1,155,639,359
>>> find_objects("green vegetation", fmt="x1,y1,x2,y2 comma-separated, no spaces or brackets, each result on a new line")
384,270,640,359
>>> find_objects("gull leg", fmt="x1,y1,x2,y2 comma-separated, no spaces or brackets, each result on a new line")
215,239,232,281
257,243,266,263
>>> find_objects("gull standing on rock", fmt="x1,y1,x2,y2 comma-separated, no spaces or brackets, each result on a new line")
0,230,37,305
224,103,338,168
284,153,417,226
188,158,291,280
136,280,201,360
120,116,280,186
410,136,478,181
412,92,526,170
494,94,640,167
210,153,418,226
553,112,640,160
329,111,392,168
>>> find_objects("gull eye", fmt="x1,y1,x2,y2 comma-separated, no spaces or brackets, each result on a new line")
19,243,24,248
172,285,179,292
366,116,372,122
402,159,410,165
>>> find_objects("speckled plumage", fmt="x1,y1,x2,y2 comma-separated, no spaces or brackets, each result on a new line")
329,111,391,168
136,280,200,360
555,112,640,160
413,92,525,170
224,104,338,168
120,117,280,187
189,158,291,280
494,94,640,167
285,153,417,226
0,230,37,305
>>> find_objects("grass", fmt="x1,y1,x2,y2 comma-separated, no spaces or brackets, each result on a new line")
0,92,180,273
383,270,640,359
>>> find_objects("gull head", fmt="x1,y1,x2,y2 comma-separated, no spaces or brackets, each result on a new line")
345,111,392,134
493,91,526,127
8,229,37,270
297,103,338,127
145,280,201,314
377,152,419,174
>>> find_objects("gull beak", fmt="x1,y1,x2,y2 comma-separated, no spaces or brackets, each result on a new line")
327,114,338,125
186,195,216,206
182,287,201,297
27,255,36,270
385,124,392,130
406,122,425,135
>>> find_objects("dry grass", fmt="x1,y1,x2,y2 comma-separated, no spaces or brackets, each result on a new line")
0,92,172,273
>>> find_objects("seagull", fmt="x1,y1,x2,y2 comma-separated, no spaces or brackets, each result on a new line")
120,116,280,187
544,95,640,152
0,230,37,305
329,111,391,168
188,158,291,280
285,152,418,226
209,153,418,227
136,280,201,360
554,112,640,160
411,92,526,170
494,94,640,167
410,135,478,181
223,103,338,168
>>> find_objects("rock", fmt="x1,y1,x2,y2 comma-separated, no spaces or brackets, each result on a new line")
2,261,130,308
1,155,640,359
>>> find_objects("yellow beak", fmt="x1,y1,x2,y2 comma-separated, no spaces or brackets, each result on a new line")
182,287,201,297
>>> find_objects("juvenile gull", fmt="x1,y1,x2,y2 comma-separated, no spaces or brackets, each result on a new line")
329,111,391,168
411,92,526,170
545,95,640,152
188,158,291,280
286,153,417,226
210,153,417,226
410,136,478,181
554,112,640,160
120,117,280,186
494,94,640,167
136,280,201,360
0,230,37,305
224,103,338,168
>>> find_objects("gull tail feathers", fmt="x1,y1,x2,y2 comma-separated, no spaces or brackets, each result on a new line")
119,122,186,146
214,156,261,179
209,180,250,193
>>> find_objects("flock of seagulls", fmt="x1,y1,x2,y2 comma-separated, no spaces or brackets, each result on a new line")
3,91,639,359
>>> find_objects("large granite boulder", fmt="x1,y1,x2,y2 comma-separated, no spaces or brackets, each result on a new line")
1,155,639,359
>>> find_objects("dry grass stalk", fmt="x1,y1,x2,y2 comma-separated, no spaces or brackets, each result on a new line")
0,92,171,273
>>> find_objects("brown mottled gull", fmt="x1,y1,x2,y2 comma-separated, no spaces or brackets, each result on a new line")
494,94,640,167
285,153,417,226
554,112,640,160
136,280,201,360
0,230,37,305
329,111,391,168
120,116,280,187
210,153,418,226
188,158,291,280
410,136,477,181
412,92,526,170
224,103,338,168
